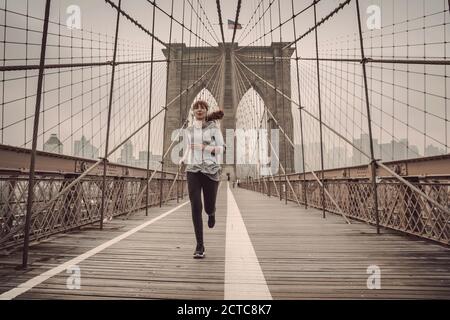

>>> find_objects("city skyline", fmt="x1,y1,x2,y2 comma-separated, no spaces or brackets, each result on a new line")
42,133,162,170
1,0,448,172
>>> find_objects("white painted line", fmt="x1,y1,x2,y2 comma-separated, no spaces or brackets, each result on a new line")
224,182,272,300
0,201,189,300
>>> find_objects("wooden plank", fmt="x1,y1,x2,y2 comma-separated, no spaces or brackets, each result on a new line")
0,183,449,299
231,187,450,299
0,189,227,299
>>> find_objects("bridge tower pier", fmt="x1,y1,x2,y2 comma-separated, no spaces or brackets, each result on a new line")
162,43,295,181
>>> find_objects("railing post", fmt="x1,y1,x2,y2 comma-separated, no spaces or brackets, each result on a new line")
355,0,380,234
100,0,122,230
22,0,51,269
6,179,17,232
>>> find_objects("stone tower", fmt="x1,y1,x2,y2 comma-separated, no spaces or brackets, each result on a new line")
162,42,295,179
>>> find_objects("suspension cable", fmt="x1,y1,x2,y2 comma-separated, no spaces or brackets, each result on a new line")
231,0,243,45
234,60,351,223
216,0,225,44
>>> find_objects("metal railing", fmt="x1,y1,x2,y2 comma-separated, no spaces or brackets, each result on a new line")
240,158,450,246
0,147,187,251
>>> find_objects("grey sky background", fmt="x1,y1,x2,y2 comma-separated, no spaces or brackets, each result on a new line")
0,0,448,170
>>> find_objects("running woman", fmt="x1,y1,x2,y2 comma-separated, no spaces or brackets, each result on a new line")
180,100,225,259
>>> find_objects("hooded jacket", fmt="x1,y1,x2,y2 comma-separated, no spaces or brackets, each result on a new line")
180,119,225,181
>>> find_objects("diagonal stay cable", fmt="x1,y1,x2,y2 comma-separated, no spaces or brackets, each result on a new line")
216,0,226,44
161,58,224,204
234,60,280,197
237,0,321,51
186,0,221,44
236,0,264,44
235,56,368,157
104,0,165,47
30,58,222,217
231,0,242,45
235,58,352,223
234,0,276,50
282,0,351,51
235,56,450,218
233,58,281,198
145,0,218,49
234,60,344,216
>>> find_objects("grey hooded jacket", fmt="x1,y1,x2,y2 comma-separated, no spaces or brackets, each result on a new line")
181,120,225,181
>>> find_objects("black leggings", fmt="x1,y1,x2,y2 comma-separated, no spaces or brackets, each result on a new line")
187,171,219,245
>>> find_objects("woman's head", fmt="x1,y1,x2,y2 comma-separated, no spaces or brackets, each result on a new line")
192,100,224,122
192,100,209,121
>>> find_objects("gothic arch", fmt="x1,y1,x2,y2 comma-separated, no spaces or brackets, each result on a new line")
162,43,295,175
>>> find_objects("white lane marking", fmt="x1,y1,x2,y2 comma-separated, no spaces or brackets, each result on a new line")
224,182,272,300
0,201,189,300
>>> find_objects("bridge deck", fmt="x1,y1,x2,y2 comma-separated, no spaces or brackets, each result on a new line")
0,183,449,299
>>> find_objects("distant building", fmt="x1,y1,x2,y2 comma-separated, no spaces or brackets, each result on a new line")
378,139,420,161
133,150,162,170
295,143,350,172
43,134,63,154
294,144,304,173
425,144,445,157
117,141,162,170
74,136,99,159
118,140,134,165
352,134,376,166
353,134,421,164
325,146,349,169
304,142,323,171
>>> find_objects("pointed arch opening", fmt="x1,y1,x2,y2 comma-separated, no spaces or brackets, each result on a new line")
235,88,267,179
189,88,220,127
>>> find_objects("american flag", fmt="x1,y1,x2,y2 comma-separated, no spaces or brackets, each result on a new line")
228,19,242,30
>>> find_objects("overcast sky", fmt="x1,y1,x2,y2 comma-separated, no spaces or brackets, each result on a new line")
0,0,448,168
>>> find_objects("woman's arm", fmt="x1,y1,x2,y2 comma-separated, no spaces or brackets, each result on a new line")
179,130,191,165
206,126,225,154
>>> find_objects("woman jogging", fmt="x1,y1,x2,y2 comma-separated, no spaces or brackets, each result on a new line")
180,100,225,259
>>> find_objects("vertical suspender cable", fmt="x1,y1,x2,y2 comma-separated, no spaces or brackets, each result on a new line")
159,0,175,207
216,0,226,44
22,0,51,268
146,0,157,215
290,0,308,209
277,0,288,204
313,1,326,219
355,0,380,233
100,0,122,229
231,0,242,45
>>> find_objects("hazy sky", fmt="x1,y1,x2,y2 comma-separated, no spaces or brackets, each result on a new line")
0,0,448,169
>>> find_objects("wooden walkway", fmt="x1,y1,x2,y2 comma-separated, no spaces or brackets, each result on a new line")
0,182,449,299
